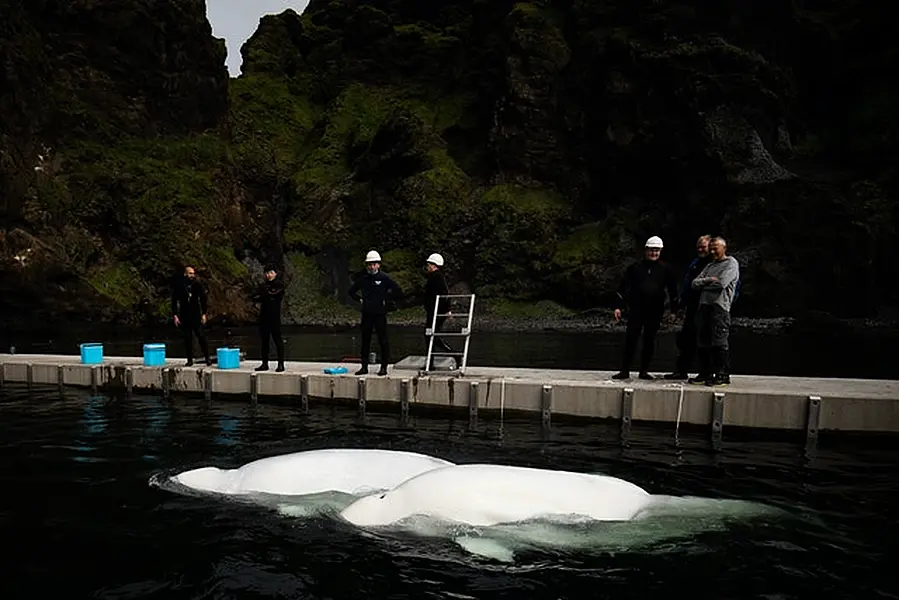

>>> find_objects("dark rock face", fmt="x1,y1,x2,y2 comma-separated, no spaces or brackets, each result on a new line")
1,0,897,328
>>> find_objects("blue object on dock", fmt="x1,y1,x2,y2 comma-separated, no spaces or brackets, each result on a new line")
143,343,166,367
79,343,103,365
323,366,348,375
217,347,240,370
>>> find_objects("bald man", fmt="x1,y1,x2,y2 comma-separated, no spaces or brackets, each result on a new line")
690,237,740,386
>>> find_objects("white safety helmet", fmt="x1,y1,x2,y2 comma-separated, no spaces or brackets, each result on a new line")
365,250,381,263
426,253,444,267
645,236,664,249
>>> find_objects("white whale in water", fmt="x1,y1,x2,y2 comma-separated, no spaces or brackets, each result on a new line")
339,463,653,527
170,448,455,497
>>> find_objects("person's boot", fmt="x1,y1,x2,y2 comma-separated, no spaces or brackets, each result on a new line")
638,372,655,380
664,372,688,380
276,362,285,373
377,365,388,376
690,349,711,384
612,370,630,380
255,363,269,372
355,365,369,376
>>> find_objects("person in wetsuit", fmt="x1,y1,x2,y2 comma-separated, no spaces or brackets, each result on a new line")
253,264,286,372
611,236,679,380
664,235,712,380
171,265,211,366
423,253,454,362
348,250,403,376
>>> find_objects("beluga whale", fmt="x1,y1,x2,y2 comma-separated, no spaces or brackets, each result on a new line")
167,448,455,497
339,463,653,527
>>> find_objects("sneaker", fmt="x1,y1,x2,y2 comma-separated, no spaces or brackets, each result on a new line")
355,367,369,376
664,372,688,380
638,372,655,380
255,364,269,372
706,375,730,387
611,371,630,380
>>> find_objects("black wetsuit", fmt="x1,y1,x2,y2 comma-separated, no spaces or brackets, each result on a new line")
348,269,402,371
614,259,679,374
171,276,210,365
674,255,712,375
254,278,285,367
424,269,453,355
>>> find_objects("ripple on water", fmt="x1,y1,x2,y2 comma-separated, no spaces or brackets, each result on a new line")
0,387,898,599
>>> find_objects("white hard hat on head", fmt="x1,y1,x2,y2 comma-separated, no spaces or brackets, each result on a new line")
426,253,444,267
645,236,664,249
365,250,381,263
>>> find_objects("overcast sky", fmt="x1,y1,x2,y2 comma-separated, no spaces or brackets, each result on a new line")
206,0,310,76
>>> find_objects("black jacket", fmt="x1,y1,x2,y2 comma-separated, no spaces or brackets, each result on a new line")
615,259,679,314
253,278,285,322
680,255,712,315
349,270,403,315
171,277,208,321
424,270,451,317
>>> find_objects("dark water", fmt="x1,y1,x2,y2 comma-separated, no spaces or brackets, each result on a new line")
1,384,897,599
4,323,899,379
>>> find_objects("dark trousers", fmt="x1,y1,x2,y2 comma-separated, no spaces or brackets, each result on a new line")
360,312,389,368
620,309,663,373
674,307,699,374
696,304,731,377
425,312,454,354
260,319,285,365
180,319,209,362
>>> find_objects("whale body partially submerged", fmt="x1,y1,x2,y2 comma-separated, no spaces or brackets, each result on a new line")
339,463,653,527
170,448,455,497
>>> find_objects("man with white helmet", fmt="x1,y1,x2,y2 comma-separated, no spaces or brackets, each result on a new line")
423,252,454,359
348,250,403,376
611,236,679,380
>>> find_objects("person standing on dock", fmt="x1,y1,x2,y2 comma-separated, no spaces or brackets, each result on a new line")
664,235,712,380
253,264,286,372
171,265,211,367
423,253,454,361
690,236,740,386
611,236,679,380
349,250,403,377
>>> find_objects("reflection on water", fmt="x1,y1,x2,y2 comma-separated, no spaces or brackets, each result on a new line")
1,384,898,599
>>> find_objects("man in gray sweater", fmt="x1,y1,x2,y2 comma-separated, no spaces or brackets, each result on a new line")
689,236,740,386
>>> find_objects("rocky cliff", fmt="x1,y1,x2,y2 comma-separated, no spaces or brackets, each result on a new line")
1,0,897,330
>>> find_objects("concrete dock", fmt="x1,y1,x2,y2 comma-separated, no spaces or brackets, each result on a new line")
1,353,898,444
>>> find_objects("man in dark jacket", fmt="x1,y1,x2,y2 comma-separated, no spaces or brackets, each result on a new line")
664,235,712,380
611,236,679,380
348,250,403,376
253,264,286,372
423,252,454,359
171,265,211,366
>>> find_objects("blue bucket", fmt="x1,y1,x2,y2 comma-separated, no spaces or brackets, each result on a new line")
143,343,166,367
217,347,240,370
80,343,103,365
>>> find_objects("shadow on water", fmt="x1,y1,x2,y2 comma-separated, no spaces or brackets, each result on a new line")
1,384,898,598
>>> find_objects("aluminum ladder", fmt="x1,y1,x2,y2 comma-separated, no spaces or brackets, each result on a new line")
424,294,475,376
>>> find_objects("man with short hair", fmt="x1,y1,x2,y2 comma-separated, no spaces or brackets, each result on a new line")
611,236,679,380
253,264,286,372
349,250,403,376
690,236,740,386
171,265,211,366
665,235,712,380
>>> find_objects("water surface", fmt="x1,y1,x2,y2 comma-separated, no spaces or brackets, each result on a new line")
1,385,896,599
